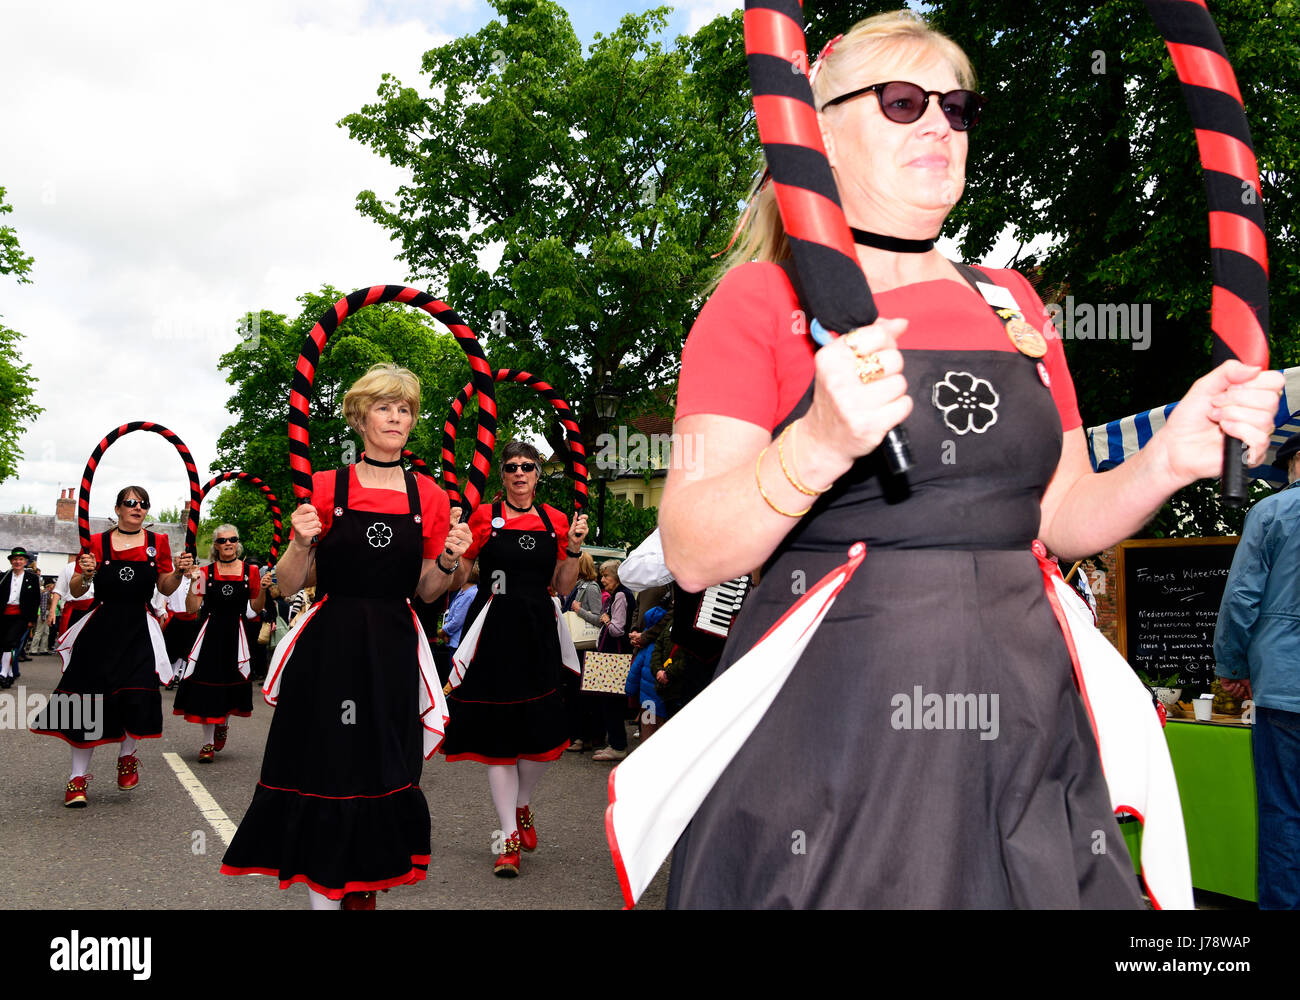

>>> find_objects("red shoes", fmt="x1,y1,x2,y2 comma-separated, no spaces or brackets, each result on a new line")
116,754,140,791
214,724,229,752
494,831,521,877
65,775,90,808
341,891,376,910
198,744,215,763
516,806,538,852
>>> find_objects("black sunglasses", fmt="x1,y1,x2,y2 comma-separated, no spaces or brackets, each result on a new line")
119,498,150,510
214,536,240,545
502,462,537,474
821,81,986,131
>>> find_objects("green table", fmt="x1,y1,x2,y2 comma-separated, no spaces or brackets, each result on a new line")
1119,719,1257,902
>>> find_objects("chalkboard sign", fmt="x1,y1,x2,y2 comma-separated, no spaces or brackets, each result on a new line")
1116,537,1238,686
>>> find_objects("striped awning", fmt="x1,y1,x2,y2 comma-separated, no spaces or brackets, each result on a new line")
1086,368,1300,487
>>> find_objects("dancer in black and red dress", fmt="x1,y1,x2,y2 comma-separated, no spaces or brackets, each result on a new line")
31,486,194,806
173,525,266,762
653,13,1282,908
221,364,470,910
440,440,589,877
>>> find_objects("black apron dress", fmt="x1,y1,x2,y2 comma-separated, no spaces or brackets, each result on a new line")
221,469,432,897
31,531,164,747
172,562,254,724
440,502,569,763
666,297,1144,909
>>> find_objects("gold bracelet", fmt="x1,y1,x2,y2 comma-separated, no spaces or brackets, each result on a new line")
777,422,827,497
756,444,812,518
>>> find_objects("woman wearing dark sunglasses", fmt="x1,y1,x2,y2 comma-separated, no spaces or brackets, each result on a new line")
171,525,266,763
32,486,194,806
439,440,589,877
656,11,1281,908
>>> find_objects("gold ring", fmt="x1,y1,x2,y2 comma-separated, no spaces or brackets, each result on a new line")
855,352,885,384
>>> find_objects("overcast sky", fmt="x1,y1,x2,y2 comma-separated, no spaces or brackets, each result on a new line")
0,0,741,520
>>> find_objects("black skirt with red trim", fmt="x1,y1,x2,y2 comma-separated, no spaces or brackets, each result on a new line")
172,617,253,724
220,597,431,897
440,591,569,764
30,603,162,747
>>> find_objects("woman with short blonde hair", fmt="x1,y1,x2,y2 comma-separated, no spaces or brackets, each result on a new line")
222,363,472,909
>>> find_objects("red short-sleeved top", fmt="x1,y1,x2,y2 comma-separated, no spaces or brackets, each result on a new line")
464,503,571,563
91,531,174,573
203,562,261,599
291,467,451,560
676,261,1081,433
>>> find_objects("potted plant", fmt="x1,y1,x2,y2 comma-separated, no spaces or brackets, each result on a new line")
1135,669,1183,710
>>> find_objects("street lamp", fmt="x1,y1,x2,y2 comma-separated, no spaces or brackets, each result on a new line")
594,378,623,543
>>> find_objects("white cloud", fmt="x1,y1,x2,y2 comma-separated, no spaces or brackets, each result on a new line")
679,0,741,34
0,0,461,517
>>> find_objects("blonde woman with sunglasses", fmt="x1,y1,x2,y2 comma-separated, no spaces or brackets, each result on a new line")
657,11,1281,908
171,525,266,763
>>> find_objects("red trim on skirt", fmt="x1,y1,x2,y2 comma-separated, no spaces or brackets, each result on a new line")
219,858,430,899
255,780,419,801
173,709,252,724
29,728,162,749
441,739,569,765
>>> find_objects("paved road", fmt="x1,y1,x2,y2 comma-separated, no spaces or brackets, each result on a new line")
0,655,670,910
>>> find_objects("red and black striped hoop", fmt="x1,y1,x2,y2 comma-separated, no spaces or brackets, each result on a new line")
199,472,284,564
287,286,497,514
743,0,912,474
77,422,202,554
1143,0,1270,501
744,0,1269,499
440,369,588,512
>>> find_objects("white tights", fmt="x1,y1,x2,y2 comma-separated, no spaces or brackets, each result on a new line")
308,889,341,911
69,737,137,779
486,759,551,836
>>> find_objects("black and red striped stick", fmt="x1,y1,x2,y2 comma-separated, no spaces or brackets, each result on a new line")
77,422,202,554
199,472,284,564
287,286,497,515
743,0,913,475
441,369,589,511
1143,0,1270,504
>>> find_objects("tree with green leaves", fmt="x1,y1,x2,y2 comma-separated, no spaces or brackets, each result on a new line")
209,287,522,563
341,0,759,459
0,185,44,485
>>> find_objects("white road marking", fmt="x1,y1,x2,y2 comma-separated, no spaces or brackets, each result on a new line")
163,752,238,846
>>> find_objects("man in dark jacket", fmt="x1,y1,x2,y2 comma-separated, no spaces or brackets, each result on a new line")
1,547,42,687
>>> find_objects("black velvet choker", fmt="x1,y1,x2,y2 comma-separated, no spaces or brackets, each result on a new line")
362,454,403,468
216,557,239,565
504,498,534,514
851,228,936,253
116,527,142,535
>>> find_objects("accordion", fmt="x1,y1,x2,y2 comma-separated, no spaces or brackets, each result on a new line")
692,575,752,639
